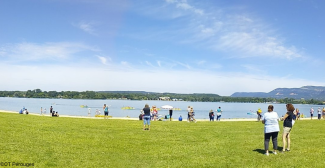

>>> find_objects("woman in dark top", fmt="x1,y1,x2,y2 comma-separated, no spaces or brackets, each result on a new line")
282,103,295,152
209,110,214,121
143,104,151,130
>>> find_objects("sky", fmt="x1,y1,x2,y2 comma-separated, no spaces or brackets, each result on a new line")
1,0,325,96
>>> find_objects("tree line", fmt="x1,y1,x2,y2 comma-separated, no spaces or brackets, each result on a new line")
0,89,324,105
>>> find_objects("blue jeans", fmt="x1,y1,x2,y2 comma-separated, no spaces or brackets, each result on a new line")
143,116,150,125
217,115,221,120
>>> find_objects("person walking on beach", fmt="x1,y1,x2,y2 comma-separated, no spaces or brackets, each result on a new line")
209,110,214,121
257,108,262,121
169,108,173,121
322,107,325,119
310,107,314,120
187,106,191,122
152,105,158,121
282,104,295,153
103,104,109,119
216,107,222,121
88,108,91,117
143,104,151,130
295,108,300,120
40,107,43,115
189,107,197,123
317,107,321,120
50,106,53,116
262,105,280,156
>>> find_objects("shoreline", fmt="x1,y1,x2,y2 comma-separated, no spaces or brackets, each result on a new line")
0,110,317,121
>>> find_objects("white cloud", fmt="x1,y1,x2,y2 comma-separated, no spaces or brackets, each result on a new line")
217,32,302,59
0,42,99,62
159,1,303,60
197,60,206,65
176,61,191,69
157,60,162,67
97,55,111,65
165,0,204,15
145,61,153,67
74,22,97,35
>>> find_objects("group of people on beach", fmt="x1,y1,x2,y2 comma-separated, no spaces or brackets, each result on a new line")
39,106,59,117
19,107,29,115
49,106,59,117
309,107,325,120
139,105,174,121
141,104,224,130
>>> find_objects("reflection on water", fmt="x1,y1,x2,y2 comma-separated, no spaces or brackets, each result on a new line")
0,97,321,119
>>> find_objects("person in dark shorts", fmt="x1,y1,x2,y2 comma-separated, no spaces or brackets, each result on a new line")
103,104,109,119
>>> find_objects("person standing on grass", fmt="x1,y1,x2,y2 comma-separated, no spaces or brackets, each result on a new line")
317,107,321,120
143,104,151,130
262,105,280,156
282,103,295,153
310,107,314,120
103,104,109,119
216,107,222,121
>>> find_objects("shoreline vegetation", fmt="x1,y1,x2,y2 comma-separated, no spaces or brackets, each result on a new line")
1,112,324,167
1,89,324,105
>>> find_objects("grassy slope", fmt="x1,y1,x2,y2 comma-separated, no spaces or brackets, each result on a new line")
1,112,325,168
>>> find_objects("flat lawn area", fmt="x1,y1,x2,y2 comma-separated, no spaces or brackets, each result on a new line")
1,112,325,168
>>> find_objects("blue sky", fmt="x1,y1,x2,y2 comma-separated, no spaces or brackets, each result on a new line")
1,0,325,96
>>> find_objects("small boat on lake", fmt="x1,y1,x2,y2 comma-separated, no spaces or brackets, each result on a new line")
121,106,135,110
80,105,88,108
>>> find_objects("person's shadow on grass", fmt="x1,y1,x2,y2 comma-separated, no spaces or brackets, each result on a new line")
253,147,284,154
253,149,264,154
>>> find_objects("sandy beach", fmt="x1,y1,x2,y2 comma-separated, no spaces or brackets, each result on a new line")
1,109,317,121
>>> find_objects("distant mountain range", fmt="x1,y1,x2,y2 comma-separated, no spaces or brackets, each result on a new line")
231,86,325,100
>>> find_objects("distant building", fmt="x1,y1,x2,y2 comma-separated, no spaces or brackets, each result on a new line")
159,97,170,101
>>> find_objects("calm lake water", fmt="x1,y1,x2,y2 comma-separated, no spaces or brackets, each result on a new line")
0,97,321,119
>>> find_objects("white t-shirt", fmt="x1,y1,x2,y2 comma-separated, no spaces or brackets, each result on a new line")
262,111,280,133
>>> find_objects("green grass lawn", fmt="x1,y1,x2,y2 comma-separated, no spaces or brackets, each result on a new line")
1,112,325,168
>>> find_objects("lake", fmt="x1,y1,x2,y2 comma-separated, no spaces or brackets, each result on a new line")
0,97,320,119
